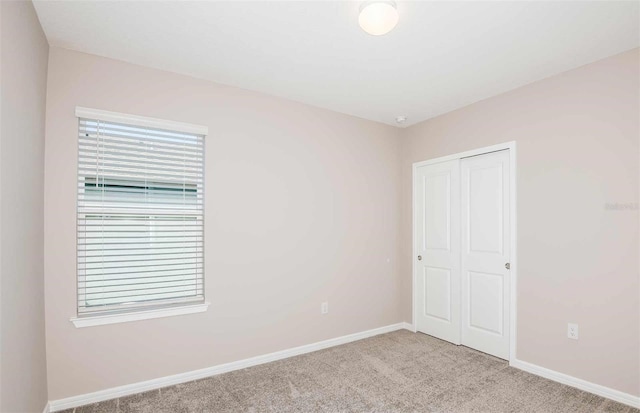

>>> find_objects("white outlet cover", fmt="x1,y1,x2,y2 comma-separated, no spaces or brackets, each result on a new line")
321,302,329,314
568,323,579,340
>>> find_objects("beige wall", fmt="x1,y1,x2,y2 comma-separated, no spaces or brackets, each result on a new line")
43,44,638,401
43,47,402,400
0,1,50,412
399,48,640,396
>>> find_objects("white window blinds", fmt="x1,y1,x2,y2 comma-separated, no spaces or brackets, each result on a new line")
77,110,205,315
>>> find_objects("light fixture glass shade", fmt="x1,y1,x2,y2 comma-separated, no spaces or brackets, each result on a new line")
358,1,399,36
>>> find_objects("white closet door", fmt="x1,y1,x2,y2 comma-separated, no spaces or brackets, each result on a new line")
415,160,461,344
461,150,510,359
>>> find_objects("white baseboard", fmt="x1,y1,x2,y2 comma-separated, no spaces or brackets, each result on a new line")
42,402,50,413
510,358,640,409
400,321,416,332
49,322,409,412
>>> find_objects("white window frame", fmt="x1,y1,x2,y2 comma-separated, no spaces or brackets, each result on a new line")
71,107,209,328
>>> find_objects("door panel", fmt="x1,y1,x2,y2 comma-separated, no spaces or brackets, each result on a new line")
424,266,451,321
424,173,451,251
461,150,510,359
415,160,460,344
468,271,503,335
468,164,504,254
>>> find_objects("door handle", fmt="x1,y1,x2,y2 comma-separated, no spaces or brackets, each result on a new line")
417,255,422,261
505,262,510,270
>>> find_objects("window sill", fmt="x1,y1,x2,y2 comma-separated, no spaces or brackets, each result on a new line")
70,302,210,328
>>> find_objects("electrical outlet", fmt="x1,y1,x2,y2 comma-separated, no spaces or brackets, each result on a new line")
321,302,329,315
567,323,579,340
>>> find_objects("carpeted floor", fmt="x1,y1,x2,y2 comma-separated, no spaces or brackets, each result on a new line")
60,330,638,413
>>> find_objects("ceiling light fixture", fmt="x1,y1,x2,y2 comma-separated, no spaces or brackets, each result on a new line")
358,1,399,36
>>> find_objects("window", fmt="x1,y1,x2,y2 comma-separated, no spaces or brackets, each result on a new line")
74,108,207,325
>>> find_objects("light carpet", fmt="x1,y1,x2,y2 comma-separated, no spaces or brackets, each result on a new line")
59,330,638,412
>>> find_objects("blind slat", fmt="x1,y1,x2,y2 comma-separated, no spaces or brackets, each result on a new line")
79,142,204,161
80,260,202,270
80,271,204,284
82,287,203,302
78,246,203,254
83,281,202,294
78,158,203,173
79,135,203,155
78,146,203,164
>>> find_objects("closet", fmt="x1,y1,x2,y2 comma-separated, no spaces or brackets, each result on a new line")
414,149,512,360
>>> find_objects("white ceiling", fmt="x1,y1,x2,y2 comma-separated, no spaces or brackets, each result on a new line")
33,1,639,127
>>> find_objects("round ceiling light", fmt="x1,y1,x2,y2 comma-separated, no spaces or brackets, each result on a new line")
358,1,399,36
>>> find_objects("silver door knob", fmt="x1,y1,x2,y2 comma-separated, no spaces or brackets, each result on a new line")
418,255,422,261
505,262,510,270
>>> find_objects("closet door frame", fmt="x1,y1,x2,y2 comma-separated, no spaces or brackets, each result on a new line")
411,141,517,361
